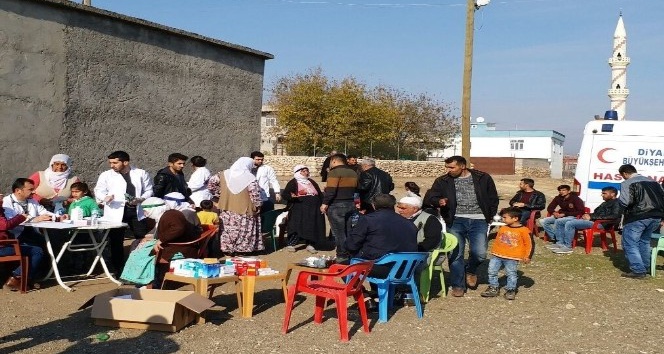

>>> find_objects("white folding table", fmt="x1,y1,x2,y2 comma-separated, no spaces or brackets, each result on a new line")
25,221,127,292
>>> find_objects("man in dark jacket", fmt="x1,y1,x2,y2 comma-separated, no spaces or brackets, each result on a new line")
508,178,546,224
424,156,499,297
540,184,585,245
618,164,664,278
153,153,190,199
345,193,417,267
321,153,358,262
357,158,394,212
551,186,622,254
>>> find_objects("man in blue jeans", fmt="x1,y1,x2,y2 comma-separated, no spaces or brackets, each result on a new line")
551,186,622,254
425,156,499,297
618,164,664,278
320,154,358,263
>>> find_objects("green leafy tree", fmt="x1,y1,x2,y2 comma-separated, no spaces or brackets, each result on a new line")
269,68,459,158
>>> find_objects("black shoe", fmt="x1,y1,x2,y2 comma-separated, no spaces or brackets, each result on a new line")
504,289,517,300
620,272,647,279
480,286,499,298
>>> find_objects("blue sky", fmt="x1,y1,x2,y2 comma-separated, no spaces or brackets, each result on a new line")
91,0,664,153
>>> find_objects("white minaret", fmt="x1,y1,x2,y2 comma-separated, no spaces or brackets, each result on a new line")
608,14,630,120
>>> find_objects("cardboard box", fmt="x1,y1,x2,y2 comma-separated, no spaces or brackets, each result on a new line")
80,288,215,332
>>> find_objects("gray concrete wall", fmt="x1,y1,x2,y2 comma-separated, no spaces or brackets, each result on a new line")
0,0,271,190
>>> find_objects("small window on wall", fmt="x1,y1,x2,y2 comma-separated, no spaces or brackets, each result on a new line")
265,118,276,127
510,139,524,151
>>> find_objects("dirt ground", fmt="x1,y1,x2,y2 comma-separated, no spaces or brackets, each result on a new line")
2,175,663,354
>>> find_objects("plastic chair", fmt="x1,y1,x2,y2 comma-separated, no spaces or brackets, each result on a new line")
419,233,458,302
261,209,286,251
0,239,29,293
526,210,541,236
651,232,664,277
351,252,429,323
571,220,618,254
282,262,374,342
155,226,218,263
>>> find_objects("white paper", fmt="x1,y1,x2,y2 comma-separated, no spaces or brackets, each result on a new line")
103,201,125,222
25,221,77,229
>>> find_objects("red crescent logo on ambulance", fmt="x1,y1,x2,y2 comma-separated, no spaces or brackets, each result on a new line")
597,148,615,163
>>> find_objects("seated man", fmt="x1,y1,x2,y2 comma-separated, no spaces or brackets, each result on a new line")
2,178,54,245
395,196,442,252
508,178,546,225
551,187,622,254
345,193,417,275
540,184,585,245
0,196,44,291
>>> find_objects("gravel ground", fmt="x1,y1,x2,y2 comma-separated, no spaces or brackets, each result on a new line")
2,176,663,353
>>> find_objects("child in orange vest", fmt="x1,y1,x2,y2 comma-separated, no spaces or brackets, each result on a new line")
481,207,533,300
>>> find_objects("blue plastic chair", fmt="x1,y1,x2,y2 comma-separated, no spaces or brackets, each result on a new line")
351,252,429,323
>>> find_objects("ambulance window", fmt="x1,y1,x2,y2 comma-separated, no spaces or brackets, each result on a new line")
601,124,614,132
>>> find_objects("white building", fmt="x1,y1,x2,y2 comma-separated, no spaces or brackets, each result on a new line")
429,118,565,178
260,105,286,155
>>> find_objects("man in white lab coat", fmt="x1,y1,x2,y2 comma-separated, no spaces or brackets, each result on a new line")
250,151,281,212
94,150,153,276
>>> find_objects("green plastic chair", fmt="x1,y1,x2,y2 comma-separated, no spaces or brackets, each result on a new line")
650,232,663,277
261,208,286,251
419,233,458,302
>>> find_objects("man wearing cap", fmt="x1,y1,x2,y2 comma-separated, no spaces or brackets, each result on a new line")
396,196,443,252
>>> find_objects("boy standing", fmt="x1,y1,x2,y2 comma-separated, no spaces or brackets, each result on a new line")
481,207,533,300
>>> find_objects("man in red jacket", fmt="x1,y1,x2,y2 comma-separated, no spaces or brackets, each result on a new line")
539,185,585,249
0,194,45,291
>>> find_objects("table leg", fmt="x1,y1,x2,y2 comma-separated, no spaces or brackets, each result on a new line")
84,229,101,276
280,276,288,301
235,281,243,310
284,266,294,286
196,278,208,324
93,229,122,286
41,229,73,292
241,276,256,318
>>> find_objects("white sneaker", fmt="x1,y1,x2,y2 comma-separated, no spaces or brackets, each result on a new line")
305,245,318,254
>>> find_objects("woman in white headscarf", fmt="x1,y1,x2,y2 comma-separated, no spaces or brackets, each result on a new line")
164,192,201,229
28,154,79,211
281,165,326,253
207,157,263,254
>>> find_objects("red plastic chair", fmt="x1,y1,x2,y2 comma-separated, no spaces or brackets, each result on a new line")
572,220,619,254
282,262,374,342
0,239,29,293
526,210,541,236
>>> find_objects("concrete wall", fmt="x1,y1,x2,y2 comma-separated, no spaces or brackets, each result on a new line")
0,0,271,190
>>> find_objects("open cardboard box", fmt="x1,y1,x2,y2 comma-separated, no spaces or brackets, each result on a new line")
80,288,215,332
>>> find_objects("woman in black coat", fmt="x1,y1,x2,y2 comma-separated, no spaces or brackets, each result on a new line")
281,165,326,253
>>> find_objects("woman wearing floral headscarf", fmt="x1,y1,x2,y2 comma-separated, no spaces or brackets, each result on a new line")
28,154,79,211
207,157,263,254
281,164,326,253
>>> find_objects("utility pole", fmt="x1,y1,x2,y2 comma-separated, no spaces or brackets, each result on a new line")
460,0,475,165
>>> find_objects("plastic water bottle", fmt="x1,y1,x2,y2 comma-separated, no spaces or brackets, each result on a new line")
91,209,100,226
54,209,64,222
71,206,84,221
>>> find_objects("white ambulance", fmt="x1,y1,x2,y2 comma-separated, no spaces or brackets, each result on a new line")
574,119,664,211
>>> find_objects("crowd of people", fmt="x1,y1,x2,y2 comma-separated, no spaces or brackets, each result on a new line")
1,149,663,301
